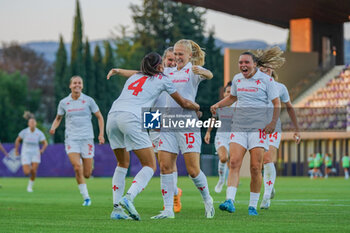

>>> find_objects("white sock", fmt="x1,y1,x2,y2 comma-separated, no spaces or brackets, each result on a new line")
173,171,178,195
161,173,174,212
112,166,128,206
28,180,34,188
263,162,276,199
345,171,349,178
226,186,237,201
218,161,226,182
249,192,260,209
191,170,211,202
126,166,154,202
78,183,90,200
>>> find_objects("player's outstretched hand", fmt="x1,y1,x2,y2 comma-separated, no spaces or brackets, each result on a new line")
107,68,119,80
210,104,219,116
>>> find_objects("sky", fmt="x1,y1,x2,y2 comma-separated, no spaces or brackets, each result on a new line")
0,0,349,45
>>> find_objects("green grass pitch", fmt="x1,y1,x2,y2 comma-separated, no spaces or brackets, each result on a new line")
0,176,349,233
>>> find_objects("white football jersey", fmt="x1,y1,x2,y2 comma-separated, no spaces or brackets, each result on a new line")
163,62,206,108
230,69,279,129
57,93,99,140
109,73,177,117
19,128,46,156
268,81,290,132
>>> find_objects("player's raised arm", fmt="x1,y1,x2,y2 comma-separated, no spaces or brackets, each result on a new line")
107,68,138,80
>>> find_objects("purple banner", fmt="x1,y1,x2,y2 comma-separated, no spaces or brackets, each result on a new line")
0,144,188,177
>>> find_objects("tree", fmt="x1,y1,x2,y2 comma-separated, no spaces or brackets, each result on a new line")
0,42,54,122
83,38,95,97
103,41,119,111
0,71,41,142
53,35,69,143
130,0,207,53
54,35,69,106
70,0,85,78
93,45,107,116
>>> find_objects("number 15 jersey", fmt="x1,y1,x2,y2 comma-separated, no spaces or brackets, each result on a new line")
109,73,177,117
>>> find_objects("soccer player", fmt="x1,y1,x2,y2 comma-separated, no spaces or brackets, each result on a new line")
106,52,200,220
313,153,323,178
204,82,233,193
308,154,315,178
253,47,301,209
150,47,183,213
324,153,332,178
15,117,47,192
152,39,215,219
50,76,105,206
342,154,349,179
211,51,280,216
107,47,184,213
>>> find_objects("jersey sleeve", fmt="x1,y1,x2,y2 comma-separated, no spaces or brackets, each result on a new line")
230,75,238,97
38,130,46,141
266,77,279,101
279,84,290,103
18,129,25,139
163,76,177,95
57,100,65,116
89,97,100,113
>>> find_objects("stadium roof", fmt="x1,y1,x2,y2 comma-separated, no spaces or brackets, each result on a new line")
173,0,350,28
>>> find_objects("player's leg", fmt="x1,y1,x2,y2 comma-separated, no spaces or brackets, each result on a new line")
345,168,349,179
248,147,264,215
121,147,156,220
27,162,39,192
184,152,215,218
106,113,132,219
110,148,131,220
215,146,229,193
151,150,177,219
172,161,182,213
261,145,277,209
68,152,90,205
220,142,246,213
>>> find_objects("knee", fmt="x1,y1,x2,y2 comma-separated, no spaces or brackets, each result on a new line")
83,172,91,179
23,170,30,176
250,165,261,177
187,167,200,178
73,164,81,174
159,161,172,174
220,157,228,163
229,159,240,170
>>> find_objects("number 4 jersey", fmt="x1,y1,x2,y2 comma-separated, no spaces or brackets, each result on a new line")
109,73,177,117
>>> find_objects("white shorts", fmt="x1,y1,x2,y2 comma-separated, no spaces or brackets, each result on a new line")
21,152,41,165
229,129,268,151
65,139,95,158
149,130,160,153
267,132,282,149
107,111,152,151
158,131,201,154
215,132,230,152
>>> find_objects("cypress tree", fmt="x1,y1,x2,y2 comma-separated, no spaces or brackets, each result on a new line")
93,45,106,116
103,41,119,110
83,38,95,98
70,0,85,79
53,35,68,142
